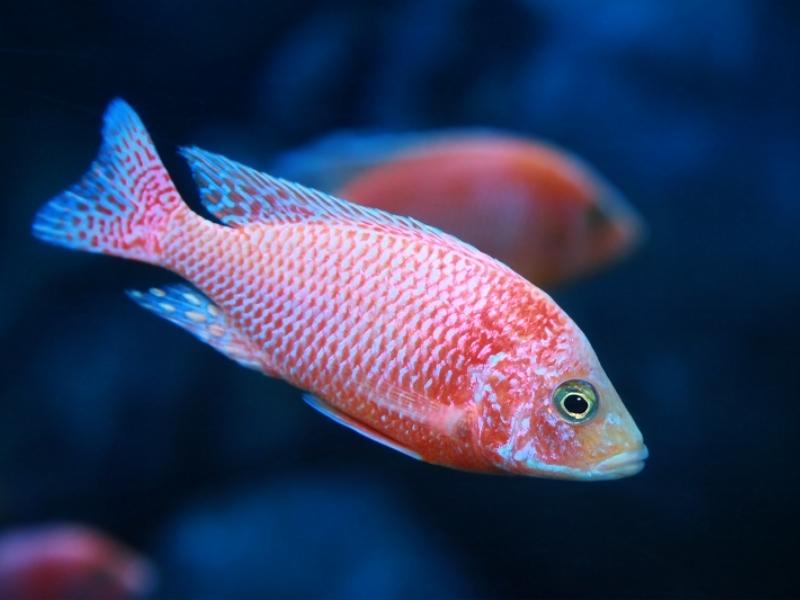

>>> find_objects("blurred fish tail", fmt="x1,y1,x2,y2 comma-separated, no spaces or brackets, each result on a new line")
32,99,188,266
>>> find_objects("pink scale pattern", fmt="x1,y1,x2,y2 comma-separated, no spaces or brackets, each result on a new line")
156,197,556,470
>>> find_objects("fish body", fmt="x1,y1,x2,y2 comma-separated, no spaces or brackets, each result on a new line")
0,524,155,600
273,131,644,286
32,101,646,479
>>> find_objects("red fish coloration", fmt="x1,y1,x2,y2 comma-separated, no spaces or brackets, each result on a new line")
0,524,155,600
273,131,644,286
32,101,646,479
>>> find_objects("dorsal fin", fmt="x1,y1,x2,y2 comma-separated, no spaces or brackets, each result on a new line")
270,128,501,192
179,146,485,255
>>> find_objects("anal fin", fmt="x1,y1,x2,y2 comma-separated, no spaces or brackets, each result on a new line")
302,394,421,461
127,284,262,371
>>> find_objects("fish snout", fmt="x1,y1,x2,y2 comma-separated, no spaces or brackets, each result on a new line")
591,446,649,479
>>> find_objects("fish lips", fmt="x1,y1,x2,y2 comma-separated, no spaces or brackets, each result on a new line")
589,446,649,479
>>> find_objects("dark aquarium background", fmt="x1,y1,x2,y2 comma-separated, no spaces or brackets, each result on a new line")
2,1,799,598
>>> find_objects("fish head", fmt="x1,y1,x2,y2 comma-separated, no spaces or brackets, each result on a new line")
510,145,645,285
580,181,645,270
536,185,645,285
474,308,646,480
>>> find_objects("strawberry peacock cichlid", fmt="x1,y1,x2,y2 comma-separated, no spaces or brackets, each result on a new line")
32,100,647,479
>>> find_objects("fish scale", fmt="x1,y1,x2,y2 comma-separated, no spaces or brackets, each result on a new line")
178,220,506,465
262,230,536,464
32,100,647,479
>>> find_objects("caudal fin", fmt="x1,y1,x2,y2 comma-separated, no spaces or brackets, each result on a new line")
32,99,187,265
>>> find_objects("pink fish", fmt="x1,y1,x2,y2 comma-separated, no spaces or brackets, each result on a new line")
32,100,646,479
0,524,155,600
274,130,644,286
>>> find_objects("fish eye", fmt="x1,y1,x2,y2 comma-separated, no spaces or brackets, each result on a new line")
586,204,610,228
553,380,598,423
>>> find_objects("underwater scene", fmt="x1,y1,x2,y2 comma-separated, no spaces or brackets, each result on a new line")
2,1,799,598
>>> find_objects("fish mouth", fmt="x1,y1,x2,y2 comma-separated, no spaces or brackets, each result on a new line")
591,446,649,479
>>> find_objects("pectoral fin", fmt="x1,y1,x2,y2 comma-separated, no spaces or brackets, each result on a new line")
302,394,421,461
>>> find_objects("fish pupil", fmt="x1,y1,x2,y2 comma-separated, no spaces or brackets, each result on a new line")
586,203,609,227
563,394,589,415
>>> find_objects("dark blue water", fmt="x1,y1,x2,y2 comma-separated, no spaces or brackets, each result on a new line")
2,1,798,597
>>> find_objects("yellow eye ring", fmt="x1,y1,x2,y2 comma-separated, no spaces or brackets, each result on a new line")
553,380,599,423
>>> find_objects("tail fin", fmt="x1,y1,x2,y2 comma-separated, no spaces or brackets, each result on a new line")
32,99,186,265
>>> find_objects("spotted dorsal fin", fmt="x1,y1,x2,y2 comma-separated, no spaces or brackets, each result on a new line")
179,146,487,256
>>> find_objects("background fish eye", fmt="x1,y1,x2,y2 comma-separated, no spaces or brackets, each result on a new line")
585,203,610,227
553,380,598,423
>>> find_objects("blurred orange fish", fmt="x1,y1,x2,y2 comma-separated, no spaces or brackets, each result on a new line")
0,524,155,600
33,101,646,479
274,131,644,286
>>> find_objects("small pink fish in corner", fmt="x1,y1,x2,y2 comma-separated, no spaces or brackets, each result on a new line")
0,524,156,600
272,130,646,287
32,100,647,480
